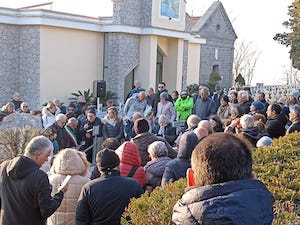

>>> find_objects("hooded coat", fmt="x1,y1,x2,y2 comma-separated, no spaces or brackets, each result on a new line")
48,149,90,225
0,156,63,225
172,179,274,225
161,132,198,187
115,142,146,187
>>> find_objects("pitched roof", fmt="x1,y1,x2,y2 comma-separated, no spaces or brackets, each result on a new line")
191,1,237,38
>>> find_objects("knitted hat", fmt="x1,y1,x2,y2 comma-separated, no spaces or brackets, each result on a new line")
160,92,169,99
251,101,264,111
134,118,149,134
96,149,120,171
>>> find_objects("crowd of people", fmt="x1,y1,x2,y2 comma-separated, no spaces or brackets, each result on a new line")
1,80,299,224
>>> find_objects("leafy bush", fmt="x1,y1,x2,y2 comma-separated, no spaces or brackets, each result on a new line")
0,127,43,160
253,132,300,224
123,133,300,225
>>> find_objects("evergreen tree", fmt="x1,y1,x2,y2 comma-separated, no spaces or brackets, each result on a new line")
274,0,300,70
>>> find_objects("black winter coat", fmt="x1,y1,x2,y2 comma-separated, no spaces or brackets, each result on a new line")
0,156,63,225
76,170,143,225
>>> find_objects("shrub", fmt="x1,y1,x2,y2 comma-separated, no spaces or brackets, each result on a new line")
123,133,300,225
0,127,43,160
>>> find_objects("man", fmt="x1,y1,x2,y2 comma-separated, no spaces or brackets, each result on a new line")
127,80,146,99
123,92,147,140
174,90,194,122
193,86,216,120
80,108,103,163
212,85,224,109
265,103,286,138
257,91,269,113
48,113,68,150
172,133,274,225
76,149,143,225
152,82,172,116
286,104,300,134
237,90,251,114
11,92,23,111
0,136,67,225
65,117,80,148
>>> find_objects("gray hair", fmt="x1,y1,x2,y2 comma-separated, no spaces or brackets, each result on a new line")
290,105,300,119
68,117,78,125
158,114,169,124
200,86,209,94
147,141,168,158
240,114,254,129
20,102,29,108
238,91,249,101
24,136,53,157
187,114,201,130
55,113,67,122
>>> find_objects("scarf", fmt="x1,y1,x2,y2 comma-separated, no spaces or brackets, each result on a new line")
65,126,78,147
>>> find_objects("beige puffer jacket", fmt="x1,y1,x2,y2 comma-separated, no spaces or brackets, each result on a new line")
47,148,90,225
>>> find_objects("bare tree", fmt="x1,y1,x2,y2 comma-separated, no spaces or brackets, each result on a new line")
233,40,261,86
282,63,300,85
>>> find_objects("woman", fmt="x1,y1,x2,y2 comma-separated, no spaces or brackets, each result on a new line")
115,141,146,188
102,106,124,142
0,102,15,116
42,101,57,128
224,104,244,133
152,115,178,146
156,92,176,124
144,141,172,189
48,148,90,225
216,95,230,125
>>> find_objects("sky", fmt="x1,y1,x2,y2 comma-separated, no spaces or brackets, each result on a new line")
0,0,294,86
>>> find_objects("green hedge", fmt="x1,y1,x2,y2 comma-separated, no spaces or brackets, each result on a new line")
123,133,300,225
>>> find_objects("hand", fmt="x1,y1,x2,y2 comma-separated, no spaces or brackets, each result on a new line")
58,183,68,193
83,124,89,129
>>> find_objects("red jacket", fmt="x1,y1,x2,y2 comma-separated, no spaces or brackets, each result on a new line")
116,142,146,187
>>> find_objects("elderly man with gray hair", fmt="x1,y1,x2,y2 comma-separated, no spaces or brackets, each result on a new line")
0,136,67,225
286,104,300,134
144,141,172,189
48,113,68,150
193,86,216,120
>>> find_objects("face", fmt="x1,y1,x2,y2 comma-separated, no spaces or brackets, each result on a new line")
200,89,208,100
158,84,165,92
34,150,52,168
250,105,256,112
8,105,15,113
258,93,264,101
171,92,178,100
106,102,113,107
147,88,154,96
138,93,146,102
13,93,20,101
87,113,96,122
266,105,273,118
49,106,56,113
53,99,60,106
134,82,141,89
230,93,237,101
108,110,116,119
230,107,237,119
21,104,29,112
237,93,244,103
56,119,66,128
209,119,217,128
220,98,227,106
289,109,297,122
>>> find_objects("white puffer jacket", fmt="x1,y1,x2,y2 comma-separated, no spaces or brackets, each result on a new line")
47,148,90,225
